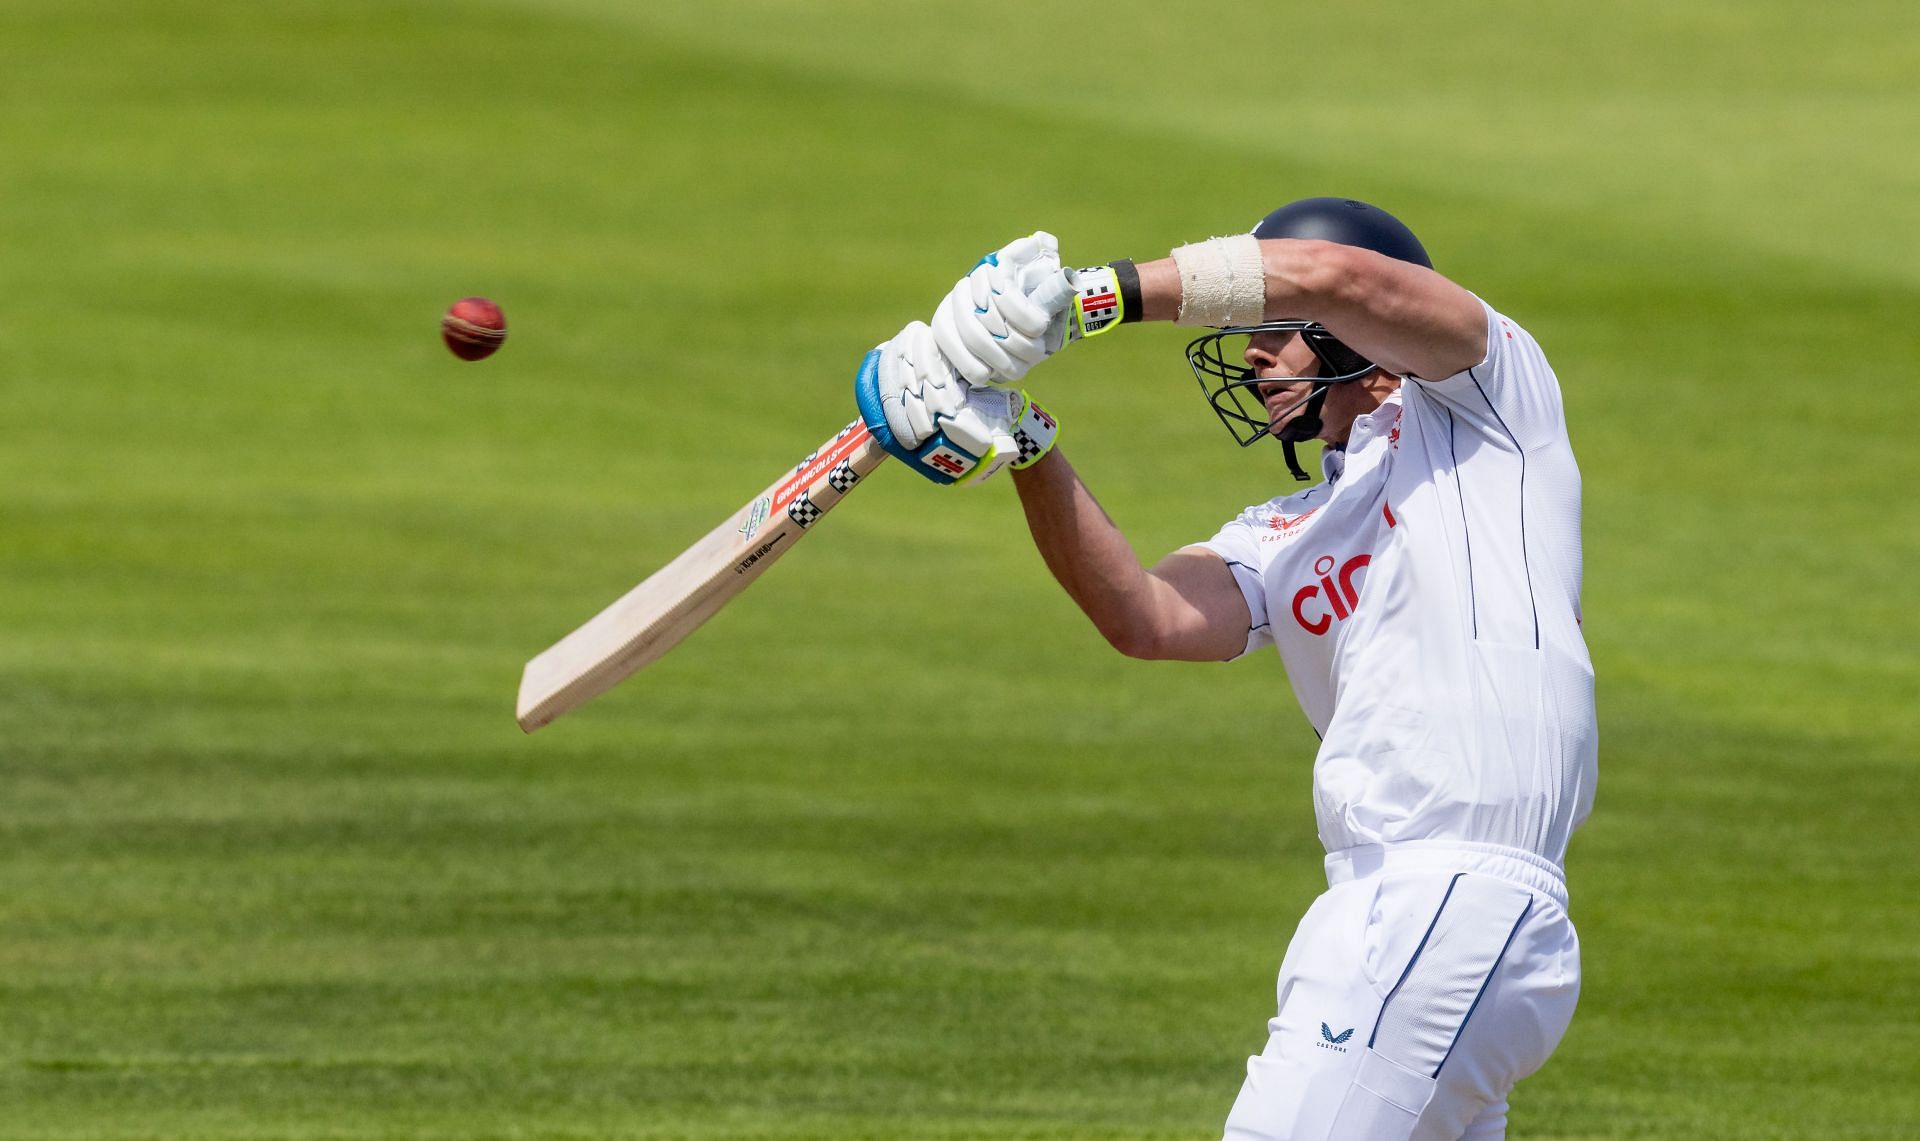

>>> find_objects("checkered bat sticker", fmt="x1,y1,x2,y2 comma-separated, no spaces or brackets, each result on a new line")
827,459,859,493
787,491,823,529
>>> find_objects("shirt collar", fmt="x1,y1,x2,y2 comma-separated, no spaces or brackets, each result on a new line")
1321,393,1404,483
1321,443,1346,483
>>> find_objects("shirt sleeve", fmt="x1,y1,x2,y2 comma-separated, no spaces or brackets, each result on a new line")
1414,300,1567,453
1190,506,1276,660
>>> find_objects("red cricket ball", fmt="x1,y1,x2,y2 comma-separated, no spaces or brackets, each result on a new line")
441,297,507,361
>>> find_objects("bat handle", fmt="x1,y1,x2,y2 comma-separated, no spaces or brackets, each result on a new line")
1029,268,1079,315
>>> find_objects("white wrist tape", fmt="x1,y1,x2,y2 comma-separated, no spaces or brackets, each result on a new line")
1170,234,1267,327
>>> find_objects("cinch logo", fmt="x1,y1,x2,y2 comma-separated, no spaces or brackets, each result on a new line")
1291,553,1370,636
1318,1023,1354,1052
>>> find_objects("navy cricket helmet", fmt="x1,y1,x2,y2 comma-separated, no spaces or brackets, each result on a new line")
1185,197,1433,479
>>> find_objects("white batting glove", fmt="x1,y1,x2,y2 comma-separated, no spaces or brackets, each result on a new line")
875,321,976,450
931,232,1077,387
855,321,1062,486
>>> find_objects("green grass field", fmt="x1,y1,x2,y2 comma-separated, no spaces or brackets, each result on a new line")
3,1,1917,1137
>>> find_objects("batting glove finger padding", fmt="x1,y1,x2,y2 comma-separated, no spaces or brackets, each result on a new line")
934,283,1025,384
991,234,1064,339
856,331,1060,487
932,231,1069,387
875,321,959,448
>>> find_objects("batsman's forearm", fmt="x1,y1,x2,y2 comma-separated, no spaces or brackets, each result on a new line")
1132,257,1184,322
1121,242,1483,378
1010,449,1162,657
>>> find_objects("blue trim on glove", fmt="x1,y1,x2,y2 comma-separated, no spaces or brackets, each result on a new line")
854,347,905,454
854,347,986,487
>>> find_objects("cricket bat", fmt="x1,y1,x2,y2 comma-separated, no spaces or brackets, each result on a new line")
516,418,890,732
516,271,1077,732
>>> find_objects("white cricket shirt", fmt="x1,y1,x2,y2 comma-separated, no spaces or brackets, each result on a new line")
1200,303,1596,867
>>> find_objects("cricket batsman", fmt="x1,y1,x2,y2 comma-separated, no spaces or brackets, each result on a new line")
854,197,1597,1139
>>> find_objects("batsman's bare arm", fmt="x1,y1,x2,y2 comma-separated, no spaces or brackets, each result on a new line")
1007,237,1486,660
1010,449,1248,662
1132,243,1486,380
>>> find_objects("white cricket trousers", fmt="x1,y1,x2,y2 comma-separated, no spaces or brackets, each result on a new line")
1222,842,1580,1141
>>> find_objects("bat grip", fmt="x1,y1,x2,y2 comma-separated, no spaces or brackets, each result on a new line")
1028,268,1079,315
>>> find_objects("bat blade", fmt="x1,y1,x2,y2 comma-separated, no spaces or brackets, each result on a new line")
516,419,889,732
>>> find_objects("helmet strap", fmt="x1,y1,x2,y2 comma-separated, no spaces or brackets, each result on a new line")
1276,384,1331,481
